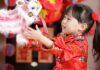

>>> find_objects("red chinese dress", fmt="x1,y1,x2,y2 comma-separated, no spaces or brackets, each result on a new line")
51,35,88,70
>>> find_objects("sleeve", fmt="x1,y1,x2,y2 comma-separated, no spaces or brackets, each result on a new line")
44,36,66,57
34,36,64,57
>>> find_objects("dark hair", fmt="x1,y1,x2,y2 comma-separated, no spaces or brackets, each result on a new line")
52,19,62,36
62,4,100,61
93,21,100,61
63,4,94,34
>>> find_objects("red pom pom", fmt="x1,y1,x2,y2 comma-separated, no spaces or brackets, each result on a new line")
92,12,100,21
9,0,16,6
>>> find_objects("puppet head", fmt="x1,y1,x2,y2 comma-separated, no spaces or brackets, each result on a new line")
16,0,42,25
0,0,42,36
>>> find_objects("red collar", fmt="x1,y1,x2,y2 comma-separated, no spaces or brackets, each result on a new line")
64,35,85,43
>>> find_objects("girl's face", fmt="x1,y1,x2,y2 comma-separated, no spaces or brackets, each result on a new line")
61,14,82,35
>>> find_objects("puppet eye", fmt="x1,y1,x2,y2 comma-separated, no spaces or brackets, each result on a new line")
26,0,30,1
26,0,30,2
25,0,30,3
31,7,35,10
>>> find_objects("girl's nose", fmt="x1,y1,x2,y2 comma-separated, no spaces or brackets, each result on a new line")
62,20,67,25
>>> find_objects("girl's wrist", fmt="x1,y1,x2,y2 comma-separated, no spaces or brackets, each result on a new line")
37,34,44,40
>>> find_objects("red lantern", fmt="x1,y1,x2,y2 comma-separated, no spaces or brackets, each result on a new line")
46,10,62,25
39,0,63,26
2,64,14,70
4,44,15,57
39,9,62,26
40,0,63,10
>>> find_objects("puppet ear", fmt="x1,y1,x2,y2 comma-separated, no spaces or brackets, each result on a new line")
16,0,25,7
4,0,16,7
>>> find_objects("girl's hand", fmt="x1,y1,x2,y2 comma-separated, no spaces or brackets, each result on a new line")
24,25,43,40
24,25,53,48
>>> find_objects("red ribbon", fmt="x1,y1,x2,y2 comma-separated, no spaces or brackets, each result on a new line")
92,12,100,21
87,12,100,36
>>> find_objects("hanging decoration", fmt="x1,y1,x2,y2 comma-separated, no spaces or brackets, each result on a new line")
2,64,14,70
38,51,53,63
16,46,32,63
4,44,15,57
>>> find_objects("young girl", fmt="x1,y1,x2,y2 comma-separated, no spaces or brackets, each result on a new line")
24,4,100,70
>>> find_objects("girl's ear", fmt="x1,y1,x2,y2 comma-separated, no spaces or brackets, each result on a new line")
79,23,88,32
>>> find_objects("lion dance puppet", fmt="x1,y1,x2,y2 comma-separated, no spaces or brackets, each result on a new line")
0,0,42,46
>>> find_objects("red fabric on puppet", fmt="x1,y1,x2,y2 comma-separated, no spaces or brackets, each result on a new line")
4,0,16,7
50,35,88,70
9,0,16,7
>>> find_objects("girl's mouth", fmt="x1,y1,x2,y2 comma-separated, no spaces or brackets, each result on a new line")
62,25,66,29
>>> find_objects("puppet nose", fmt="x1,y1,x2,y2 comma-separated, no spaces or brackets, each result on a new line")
28,12,33,17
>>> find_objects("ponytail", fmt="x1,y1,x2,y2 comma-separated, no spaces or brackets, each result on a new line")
93,21,100,61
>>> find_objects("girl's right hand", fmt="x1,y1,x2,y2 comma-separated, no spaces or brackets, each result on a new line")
24,25,43,40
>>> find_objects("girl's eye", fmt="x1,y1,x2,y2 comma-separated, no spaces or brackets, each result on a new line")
64,16,71,20
67,18,71,20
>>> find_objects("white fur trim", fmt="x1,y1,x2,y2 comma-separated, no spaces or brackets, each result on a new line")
16,34,28,46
